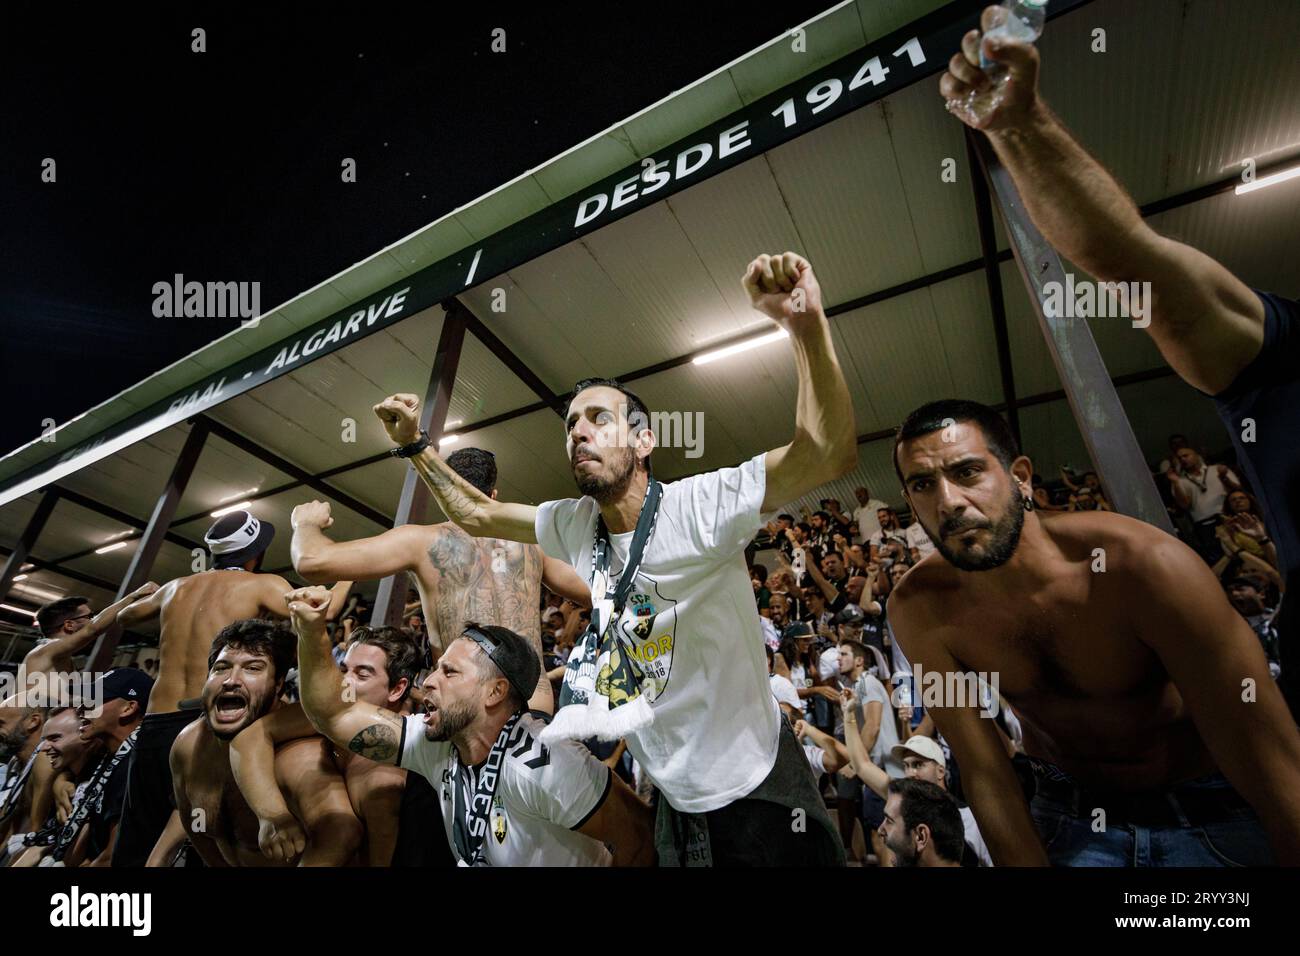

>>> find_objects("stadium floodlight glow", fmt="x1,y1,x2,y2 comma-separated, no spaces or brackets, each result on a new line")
218,487,260,503
439,434,460,449
210,500,253,518
95,540,130,554
0,604,38,618
692,328,790,366
1235,163,1300,195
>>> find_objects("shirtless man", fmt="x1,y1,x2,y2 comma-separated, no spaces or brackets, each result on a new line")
168,619,360,867
21,585,159,702
291,447,590,713
230,625,420,866
110,509,349,866
0,698,52,861
888,399,1300,866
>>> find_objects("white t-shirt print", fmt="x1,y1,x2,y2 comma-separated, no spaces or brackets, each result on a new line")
535,453,781,814
398,712,612,867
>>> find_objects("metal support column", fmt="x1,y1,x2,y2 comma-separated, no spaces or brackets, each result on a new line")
0,487,60,601
370,302,468,629
971,136,1173,532
87,419,210,671
966,129,1020,447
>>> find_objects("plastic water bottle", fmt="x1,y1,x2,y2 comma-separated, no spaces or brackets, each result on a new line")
954,0,1048,124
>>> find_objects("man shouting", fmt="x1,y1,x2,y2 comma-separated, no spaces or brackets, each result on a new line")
372,252,856,865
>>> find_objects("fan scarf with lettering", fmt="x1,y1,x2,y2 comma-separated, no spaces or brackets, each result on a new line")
451,711,521,866
541,478,662,744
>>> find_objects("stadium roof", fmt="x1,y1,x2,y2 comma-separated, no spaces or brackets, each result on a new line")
3,0,1299,627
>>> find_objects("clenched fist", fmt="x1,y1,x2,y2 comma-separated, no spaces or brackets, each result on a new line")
285,585,332,633
940,5,1042,131
291,500,334,531
373,393,421,446
743,252,823,334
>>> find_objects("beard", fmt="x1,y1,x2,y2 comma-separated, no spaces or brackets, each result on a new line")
203,687,273,741
924,485,1025,572
574,445,637,504
424,698,476,742
886,832,920,867
0,725,27,761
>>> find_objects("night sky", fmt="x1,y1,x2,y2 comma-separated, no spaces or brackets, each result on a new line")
0,1,832,456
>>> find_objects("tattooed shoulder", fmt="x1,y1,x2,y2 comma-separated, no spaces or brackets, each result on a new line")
347,712,402,761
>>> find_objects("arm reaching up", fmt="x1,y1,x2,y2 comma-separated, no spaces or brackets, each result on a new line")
27,582,161,673
940,5,1263,396
373,394,538,542
742,253,857,513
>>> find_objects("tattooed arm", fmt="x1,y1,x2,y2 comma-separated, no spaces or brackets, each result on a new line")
373,394,538,542
285,586,405,765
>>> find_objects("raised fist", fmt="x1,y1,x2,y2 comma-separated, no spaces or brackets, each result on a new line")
373,393,421,445
743,252,823,332
291,500,334,531
940,4,1043,132
285,585,332,633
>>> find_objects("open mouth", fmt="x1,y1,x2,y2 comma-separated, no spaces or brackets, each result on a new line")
212,691,248,724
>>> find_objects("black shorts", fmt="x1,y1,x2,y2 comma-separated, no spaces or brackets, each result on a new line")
111,709,200,867
390,771,455,867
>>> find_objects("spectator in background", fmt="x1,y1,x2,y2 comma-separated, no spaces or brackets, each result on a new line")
1226,574,1281,673
74,669,153,867
1165,446,1240,563
869,508,911,567
880,778,965,868
904,512,937,560
1060,468,1113,512
821,498,855,541
1218,490,1279,571
750,563,771,612
808,511,834,559
1030,474,1067,512
1157,433,1191,477
853,486,889,544
780,625,839,720
838,640,904,862
767,646,803,722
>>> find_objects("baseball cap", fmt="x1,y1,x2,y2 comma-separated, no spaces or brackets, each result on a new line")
462,623,541,708
782,622,814,641
891,735,945,767
94,668,154,709
834,605,865,627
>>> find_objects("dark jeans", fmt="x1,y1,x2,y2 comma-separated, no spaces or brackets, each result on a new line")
112,709,199,867
654,720,844,866
1029,767,1273,867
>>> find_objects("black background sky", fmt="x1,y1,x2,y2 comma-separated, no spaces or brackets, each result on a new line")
0,1,833,456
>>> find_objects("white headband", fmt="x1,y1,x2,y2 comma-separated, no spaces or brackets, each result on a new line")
205,513,261,555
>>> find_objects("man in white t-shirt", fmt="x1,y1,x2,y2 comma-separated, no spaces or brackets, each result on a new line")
371,251,856,865
284,586,654,866
904,519,936,561
767,647,803,722
1165,447,1240,562
852,487,889,544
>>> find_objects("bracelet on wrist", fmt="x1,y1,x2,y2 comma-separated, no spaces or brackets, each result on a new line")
390,430,432,459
